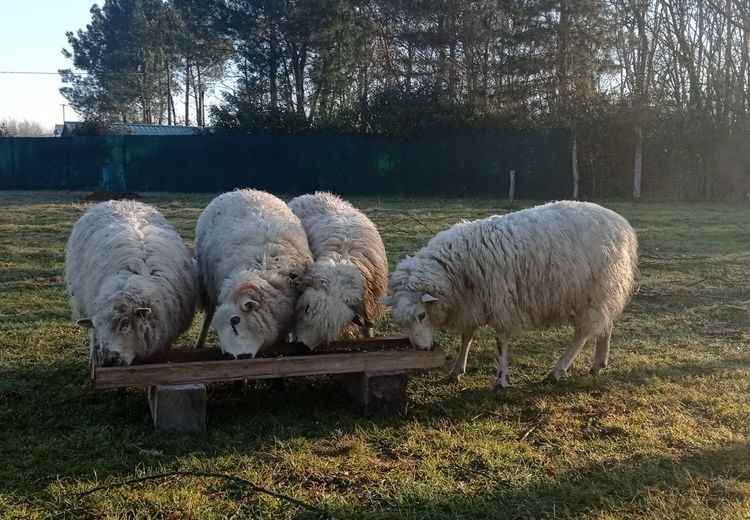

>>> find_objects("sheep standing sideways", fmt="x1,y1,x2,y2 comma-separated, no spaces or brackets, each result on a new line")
287,192,389,348
379,201,638,389
65,200,198,366
194,189,313,357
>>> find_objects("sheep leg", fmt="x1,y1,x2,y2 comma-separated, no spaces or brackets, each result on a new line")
544,331,590,383
193,309,214,349
494,334,511,390
590,328,612,376
447,333,474,383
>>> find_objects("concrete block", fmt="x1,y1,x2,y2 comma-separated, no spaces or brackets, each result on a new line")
341,370,408,414
148,383,206,433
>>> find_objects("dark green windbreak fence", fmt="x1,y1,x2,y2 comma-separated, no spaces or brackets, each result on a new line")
0,130,572,198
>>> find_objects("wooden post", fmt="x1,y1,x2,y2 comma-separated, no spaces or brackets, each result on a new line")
148,383,206,433
341,370,408,414
508,169,516,203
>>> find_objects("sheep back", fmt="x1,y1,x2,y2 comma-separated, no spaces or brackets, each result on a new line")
64,200,197,362
288,191,388,322
194,189,313,356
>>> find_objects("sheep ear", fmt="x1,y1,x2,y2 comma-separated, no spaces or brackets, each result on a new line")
421,293,439,303
241,299,260,312
76,318,93,328
135,307,152,319
377,295,396,306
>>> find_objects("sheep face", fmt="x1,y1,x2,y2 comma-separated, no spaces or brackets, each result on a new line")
80,276,157,366
213,278,291,358
379,292,440,350
79,307,154,366
292,261,367,348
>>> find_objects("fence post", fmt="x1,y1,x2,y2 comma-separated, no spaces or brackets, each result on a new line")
508,169,516,203
10,138,16,188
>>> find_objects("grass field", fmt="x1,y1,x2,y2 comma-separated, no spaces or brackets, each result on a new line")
1,191,750,519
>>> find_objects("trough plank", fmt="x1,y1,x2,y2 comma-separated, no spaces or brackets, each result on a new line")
95,344,444,390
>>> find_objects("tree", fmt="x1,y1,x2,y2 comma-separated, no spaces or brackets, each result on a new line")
171,0,232,126
0,118,51,136
61,0,184,123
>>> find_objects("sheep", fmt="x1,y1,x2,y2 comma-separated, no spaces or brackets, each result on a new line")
287,192,389,348
194,189,313,357
64,200,198,366
378,201,638,389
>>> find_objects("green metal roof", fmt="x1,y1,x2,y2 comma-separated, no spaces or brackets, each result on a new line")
60,122,204,137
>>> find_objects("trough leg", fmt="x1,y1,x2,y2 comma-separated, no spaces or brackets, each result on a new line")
341,370,408,414
148,383,207,433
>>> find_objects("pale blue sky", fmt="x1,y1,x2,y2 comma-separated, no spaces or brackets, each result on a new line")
0,1,95,131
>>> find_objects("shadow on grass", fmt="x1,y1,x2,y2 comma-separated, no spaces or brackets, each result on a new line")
0,359,408,502
3,353,750,511
331,441,750,519
408,354,750,424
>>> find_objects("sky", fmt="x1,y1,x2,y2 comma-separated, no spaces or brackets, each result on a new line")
0,1,95,132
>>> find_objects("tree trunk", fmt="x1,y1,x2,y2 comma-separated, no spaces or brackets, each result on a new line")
437,15,447,91
269,27,278,109
185,57,190,126
290,43,307,117
557,0,571,103
195,66,202,127
571,134,579,199
448,11,457,100
405,41,413,93
166,64,172,126
633,123,643,199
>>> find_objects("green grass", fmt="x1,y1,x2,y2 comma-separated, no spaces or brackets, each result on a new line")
1,191,750,519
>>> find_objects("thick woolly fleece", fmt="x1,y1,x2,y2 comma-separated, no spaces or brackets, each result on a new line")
194,189,313,357
288,192,388,348
384,200,638,386
65,200,198,365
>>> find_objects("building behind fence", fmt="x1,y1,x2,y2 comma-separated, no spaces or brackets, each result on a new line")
0,130,573,199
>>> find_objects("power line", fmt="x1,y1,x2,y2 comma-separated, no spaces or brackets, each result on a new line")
0,70,155,76
0,71,73,75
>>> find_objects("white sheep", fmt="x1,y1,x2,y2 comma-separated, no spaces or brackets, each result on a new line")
378,201,638,389
65,200,198,366
287,192,389,348
194,189,313,357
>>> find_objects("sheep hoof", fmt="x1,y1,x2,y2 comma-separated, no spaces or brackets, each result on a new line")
445,372,462,384
589,362,607,376
541,372,562,384
493,378,509,391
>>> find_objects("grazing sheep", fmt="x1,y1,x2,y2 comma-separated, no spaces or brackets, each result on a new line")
288,192,389,348
65,200,198,366
194,189,313,357
379,201,638,389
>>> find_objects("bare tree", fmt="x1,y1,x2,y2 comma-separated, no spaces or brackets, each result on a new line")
0,118,52,137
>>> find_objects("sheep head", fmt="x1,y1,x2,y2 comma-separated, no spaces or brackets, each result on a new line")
292,259,368,349
213,274,293,358
378,291,440,350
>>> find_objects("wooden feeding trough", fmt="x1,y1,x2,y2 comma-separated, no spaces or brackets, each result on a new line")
92,337,445,433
